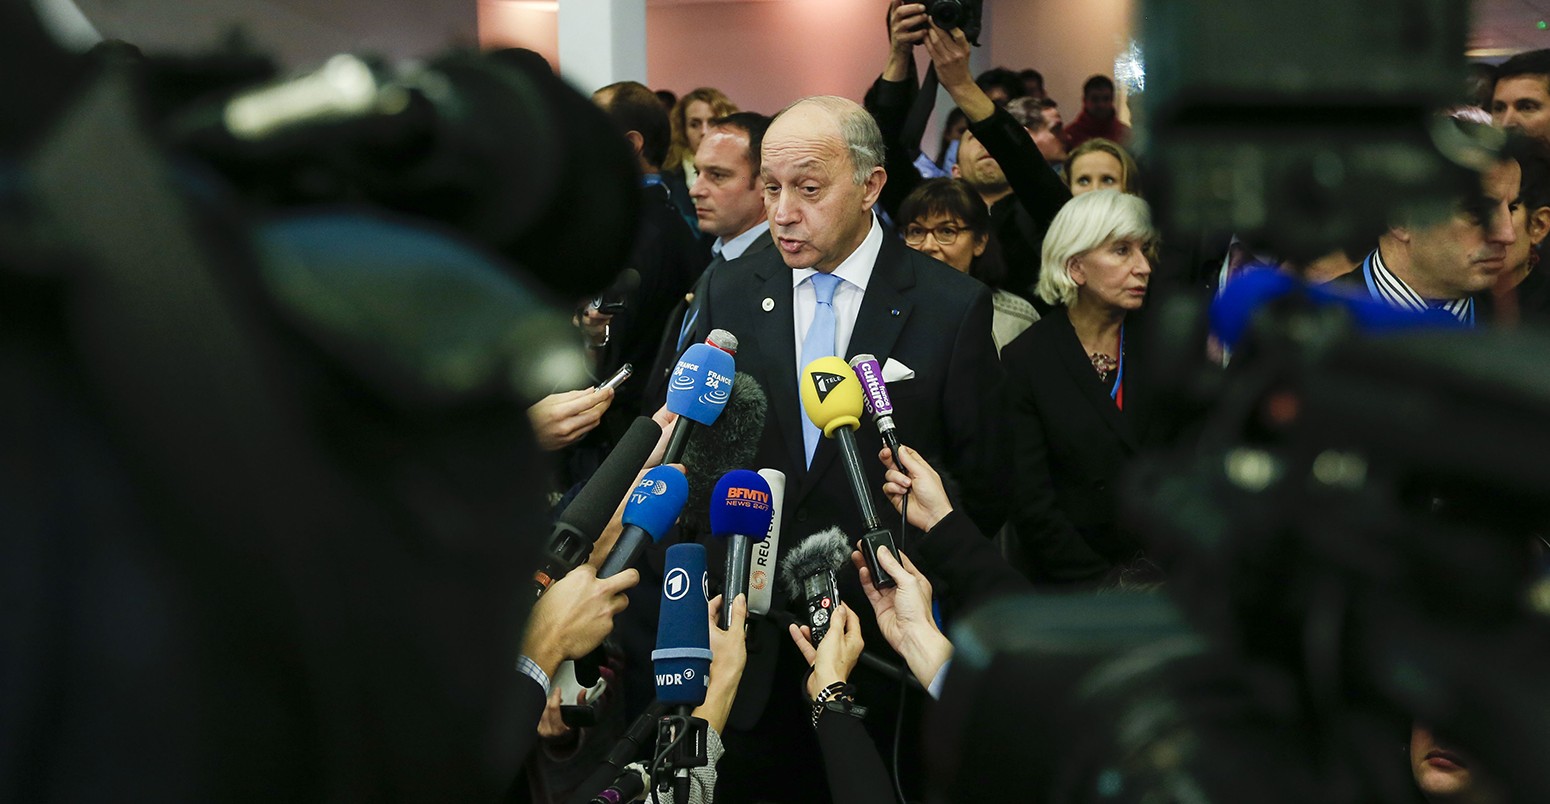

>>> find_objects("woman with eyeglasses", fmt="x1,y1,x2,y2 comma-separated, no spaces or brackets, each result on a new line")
899,178,1039,353
1001,189,1159,585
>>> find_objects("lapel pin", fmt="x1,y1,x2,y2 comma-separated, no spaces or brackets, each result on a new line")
762,297,775,312
890,308,901,317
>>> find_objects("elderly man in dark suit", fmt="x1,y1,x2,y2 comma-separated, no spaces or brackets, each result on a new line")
683,94,1008,803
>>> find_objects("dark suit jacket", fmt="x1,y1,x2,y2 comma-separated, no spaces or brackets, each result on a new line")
912,510,1031,616
643,229,775,406
1001,308,1159,586
686,234,1007,801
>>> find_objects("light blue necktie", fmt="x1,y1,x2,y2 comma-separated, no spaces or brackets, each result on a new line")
800,272,842,467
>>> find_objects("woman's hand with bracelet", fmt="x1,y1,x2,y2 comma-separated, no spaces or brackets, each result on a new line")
787,603,864,700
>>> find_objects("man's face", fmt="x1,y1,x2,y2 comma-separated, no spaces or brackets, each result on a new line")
1492,74,1550,145
1023,77,1046,100
689,128,765,239
952,129,1008,193
1084,87,1115,121
1407,159,1520,297
1041,105,1064,137
684,100,716,156
761,104,883,272
1031,126,1067,164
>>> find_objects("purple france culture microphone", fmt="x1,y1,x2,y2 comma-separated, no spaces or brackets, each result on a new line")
849,353,902,458
598,465,689,579
663,340,736,464
709,469,775,628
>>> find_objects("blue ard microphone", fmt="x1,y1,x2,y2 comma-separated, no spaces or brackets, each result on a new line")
652,543,711,802
654,543,711,707
663,340,737,464
599,465,689,578
709,470,775,628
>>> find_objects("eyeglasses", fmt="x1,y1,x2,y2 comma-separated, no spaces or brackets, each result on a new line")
902,224,966,246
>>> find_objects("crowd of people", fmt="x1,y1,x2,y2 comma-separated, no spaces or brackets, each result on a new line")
511,3,1550,803
6,0,1545,801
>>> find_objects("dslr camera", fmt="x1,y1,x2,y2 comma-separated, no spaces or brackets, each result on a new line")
926,0,983,45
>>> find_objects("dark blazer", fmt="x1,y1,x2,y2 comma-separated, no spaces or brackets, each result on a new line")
1000,308,1157,585
643,229,775,406
662,233,1006,804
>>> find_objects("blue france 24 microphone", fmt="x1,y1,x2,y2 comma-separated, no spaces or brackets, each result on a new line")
709,469,774,628
599,465,689,578
654,543,711,708
663,342,736,464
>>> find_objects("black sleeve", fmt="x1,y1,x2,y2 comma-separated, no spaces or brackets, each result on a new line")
910,510,1030,614
1003,342,1112,584
966,106,1071,231
942,284,1012,537
867,74,926,224
815,711,896,804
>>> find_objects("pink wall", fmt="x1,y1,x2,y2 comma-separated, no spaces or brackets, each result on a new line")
477,1,560,72
647,0,892,116
474,0,1135,125
985,0,1135,121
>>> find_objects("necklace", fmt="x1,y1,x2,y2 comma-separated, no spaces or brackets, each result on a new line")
1090,351,1117,382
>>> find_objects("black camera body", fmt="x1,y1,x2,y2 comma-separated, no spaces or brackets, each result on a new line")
927,0,983,45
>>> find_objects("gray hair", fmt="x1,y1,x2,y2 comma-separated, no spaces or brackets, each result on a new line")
775,95,885,186
1038,190,1156,307
1005,97,1048,133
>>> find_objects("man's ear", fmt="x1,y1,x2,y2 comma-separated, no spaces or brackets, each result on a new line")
861,166,887,210
1388,225,1412,244
950,162,961,179
1530,207,1550,245
624,130,645,159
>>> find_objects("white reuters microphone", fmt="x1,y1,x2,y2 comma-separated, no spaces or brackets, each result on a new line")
748,469,786,616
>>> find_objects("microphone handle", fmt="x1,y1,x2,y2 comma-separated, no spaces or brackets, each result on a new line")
574,646,604,689
721,534,751,628
534,521,590,597
858,525,898,590
833,425,884,531
662,418,696,465
599,525,650,578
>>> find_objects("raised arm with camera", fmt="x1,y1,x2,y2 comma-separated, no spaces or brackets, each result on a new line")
868,1,933,221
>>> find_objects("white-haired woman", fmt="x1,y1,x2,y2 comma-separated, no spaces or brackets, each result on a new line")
1000,190,1157,586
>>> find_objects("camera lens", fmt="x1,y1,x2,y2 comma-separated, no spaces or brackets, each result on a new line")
929,0,963,28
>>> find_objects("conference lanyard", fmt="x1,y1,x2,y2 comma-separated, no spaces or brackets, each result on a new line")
1111,325,1124,411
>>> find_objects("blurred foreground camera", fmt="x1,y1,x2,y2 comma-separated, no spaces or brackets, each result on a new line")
926,0,983,45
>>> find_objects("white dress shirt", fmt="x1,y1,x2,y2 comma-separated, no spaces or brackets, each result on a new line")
791,215,884,367
713,220,771,260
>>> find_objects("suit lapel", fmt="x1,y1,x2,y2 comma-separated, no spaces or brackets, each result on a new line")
750,256,806,475
795,238,917,505
1051,310,1139,451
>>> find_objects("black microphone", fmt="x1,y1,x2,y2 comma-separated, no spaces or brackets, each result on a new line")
680,371,768,537
534,415,662,595
708,470,775,628
799,357,898,589
779,527,850,644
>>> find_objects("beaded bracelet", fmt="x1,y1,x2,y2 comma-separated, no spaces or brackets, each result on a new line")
811,681,863,729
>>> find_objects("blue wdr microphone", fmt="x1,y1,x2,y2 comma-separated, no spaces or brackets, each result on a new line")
709,470,774,629
599,466,689,579
654,543,711,706
663,342,736,464
652,543,711,801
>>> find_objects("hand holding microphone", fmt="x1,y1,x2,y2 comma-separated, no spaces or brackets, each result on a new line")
522,564,638,678
853,544,952,690
879,444,953,532
787,603,865,700
800,356,898,589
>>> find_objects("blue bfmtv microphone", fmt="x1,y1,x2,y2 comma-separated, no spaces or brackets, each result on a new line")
653,543,712,707
709,470,774,629
599,465,689,578
1210,268,1462,351
663,342,736,464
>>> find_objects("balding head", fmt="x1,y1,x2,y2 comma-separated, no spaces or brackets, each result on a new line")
761,95,888,272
